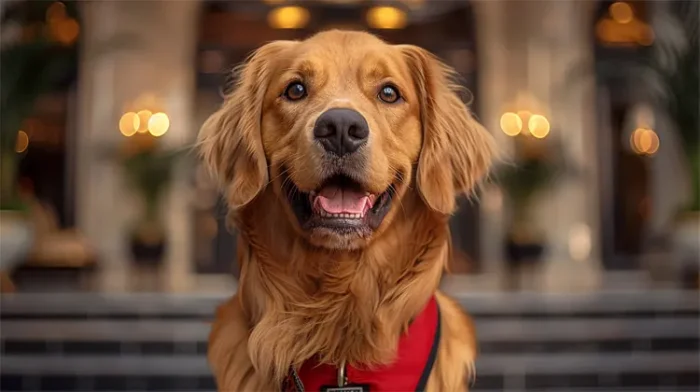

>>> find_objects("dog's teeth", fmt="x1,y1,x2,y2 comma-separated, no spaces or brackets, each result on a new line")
317,211,365,219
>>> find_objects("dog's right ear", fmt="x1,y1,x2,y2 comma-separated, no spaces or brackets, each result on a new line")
198,41,295,210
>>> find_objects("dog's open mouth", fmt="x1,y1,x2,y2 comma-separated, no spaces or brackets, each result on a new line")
283,173,394,233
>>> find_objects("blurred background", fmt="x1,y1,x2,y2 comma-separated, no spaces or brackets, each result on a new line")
0,0,698,391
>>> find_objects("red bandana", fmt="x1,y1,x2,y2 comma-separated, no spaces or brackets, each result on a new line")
282,296,441,392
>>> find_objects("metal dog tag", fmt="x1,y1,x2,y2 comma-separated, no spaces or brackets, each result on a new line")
320,385,370,392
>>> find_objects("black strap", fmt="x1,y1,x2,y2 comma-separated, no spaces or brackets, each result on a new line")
414,302,441,392
282,366,305,392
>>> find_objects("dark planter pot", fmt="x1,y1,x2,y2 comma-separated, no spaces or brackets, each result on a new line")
503,236,546,291
129,237,166,267
504,238,546,265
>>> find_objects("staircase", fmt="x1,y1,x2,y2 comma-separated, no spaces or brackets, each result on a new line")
1,291,698,391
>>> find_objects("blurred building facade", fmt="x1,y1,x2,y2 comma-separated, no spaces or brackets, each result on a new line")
19,0,692,292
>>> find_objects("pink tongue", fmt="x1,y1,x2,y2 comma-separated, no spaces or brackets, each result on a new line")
316,185,369,214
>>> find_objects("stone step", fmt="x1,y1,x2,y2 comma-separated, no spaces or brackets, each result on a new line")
2,368,698,391
1,291,697,391
1,291,698,318
1,352,697,376
2,317,697,342
3,336,699,356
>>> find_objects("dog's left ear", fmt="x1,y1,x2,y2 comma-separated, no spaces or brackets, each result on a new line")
399,45,494,215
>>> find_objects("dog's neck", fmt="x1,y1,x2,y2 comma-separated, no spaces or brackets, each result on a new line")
234,190,450,382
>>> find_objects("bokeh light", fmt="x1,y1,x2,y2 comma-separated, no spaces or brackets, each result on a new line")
366,6,407,29
528,114,551,139
267,6,310,29
630,127,660,156
52,18,80,45
500,112,523,137
147,112,170,137
610,2,634,24
119,112,140,137
15,130,29,153
46,1,79,45
136,110,153,133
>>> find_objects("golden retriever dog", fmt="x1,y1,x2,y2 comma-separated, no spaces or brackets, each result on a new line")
199,30,493,391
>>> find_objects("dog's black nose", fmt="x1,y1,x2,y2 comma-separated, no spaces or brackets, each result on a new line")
313,108,369,156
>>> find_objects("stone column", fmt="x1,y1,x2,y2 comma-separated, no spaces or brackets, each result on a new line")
75,0,200,292
471,1,512,280
473,1,602,291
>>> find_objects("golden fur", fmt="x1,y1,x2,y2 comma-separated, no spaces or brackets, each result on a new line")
199,30,493,391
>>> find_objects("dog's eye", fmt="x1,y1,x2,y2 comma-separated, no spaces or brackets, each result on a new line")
378,85,401,104
283,82,307,101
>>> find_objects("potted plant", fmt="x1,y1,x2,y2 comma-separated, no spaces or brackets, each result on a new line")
496,134,566,290
0,0,81,287
118,132,183,270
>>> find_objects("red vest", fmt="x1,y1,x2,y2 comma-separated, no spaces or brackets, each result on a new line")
282,296,441,392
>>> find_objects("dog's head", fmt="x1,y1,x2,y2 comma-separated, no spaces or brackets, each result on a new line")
200,31,493,250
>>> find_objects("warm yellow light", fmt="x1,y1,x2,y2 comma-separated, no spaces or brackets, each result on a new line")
528,114,551,139
631,127,660,156
647,130,660,155
366,6,408,29
148,112,170,137
598,3,652,48
119,112,140,137
53,18,80,45
500,112,522,137
267,6,310,29
136,110,152,133
15,130,29,153
638,128,653,152
610,2,634,24
630,129,641,154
